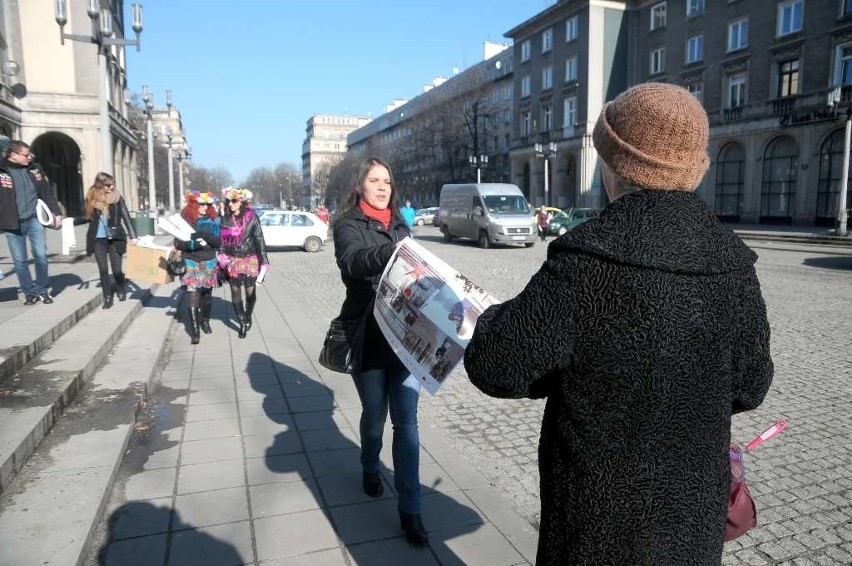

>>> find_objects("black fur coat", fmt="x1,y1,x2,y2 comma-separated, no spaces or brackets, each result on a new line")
464,189,773,565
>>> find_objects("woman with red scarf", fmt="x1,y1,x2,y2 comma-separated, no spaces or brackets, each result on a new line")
174,191,221,344
331,158,428,546
219,187,269,338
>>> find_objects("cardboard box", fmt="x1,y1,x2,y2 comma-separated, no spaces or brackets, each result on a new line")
125,244,174,285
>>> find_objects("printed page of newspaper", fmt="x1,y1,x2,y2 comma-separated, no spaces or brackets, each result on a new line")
373,238,500,395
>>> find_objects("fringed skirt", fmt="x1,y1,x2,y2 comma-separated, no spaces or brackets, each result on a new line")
181,257,218,291
223,255,260,285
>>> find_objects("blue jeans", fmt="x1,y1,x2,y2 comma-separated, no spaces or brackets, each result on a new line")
352,366,422,513
6,217,49,296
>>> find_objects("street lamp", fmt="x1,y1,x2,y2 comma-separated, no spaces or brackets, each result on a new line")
828,87,849,236
141,84,156,213
535,141,557,207
54,0,143,176
161,124,175,212
176,147,191,198
469,154,488,184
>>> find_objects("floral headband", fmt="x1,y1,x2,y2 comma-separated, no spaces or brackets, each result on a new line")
222,187,253,202
185,191,216,204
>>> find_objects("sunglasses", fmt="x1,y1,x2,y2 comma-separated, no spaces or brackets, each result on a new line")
228,199,241,204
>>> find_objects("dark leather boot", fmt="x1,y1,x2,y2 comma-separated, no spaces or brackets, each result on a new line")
188,307,201,345
399,509,429,546
234,303,247,339
362,471,383,498
245,297,255,333
200,294,213,334
114,277,127,301
102,293,114,310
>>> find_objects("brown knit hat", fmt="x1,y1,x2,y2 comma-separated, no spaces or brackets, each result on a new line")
592,83,710,191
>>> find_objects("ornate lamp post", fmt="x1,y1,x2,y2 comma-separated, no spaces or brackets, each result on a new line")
141,84,156,213
176,147,191,198
535,141,557,207
54,0,143,176
161,124,175,212
469,154,488,184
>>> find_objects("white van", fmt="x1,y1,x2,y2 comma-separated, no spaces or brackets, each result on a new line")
437,183,536,248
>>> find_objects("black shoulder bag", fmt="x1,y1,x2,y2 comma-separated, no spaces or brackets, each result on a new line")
318,316,368,374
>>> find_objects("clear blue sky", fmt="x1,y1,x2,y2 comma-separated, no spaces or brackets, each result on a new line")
126,1,552,184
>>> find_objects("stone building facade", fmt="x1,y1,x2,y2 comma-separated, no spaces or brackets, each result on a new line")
302,114,370,207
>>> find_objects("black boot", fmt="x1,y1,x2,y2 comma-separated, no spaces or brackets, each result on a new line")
234,303,247,339
200,294,213,334
188,307,201,345
114,277,127,301
399,509,429,546
362,471,383,498
102,293,114,310
245,297,255,333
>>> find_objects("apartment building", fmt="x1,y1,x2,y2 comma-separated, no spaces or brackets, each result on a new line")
302,114,370,207
347,42,514,207
1,0,141,216
512,0,852,225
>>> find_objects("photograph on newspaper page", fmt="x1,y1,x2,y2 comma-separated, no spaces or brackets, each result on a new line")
373,238,499,395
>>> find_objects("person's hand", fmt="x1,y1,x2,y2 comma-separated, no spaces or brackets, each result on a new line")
196,238,207,248
257,264,269,284
130,238,138,245
54,215,63,229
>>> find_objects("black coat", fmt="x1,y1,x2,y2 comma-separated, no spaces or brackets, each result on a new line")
464,190,773,566
333,207,409,371
220,212,269,265
77,197,137,256
0,161,62,231
173,216,221,262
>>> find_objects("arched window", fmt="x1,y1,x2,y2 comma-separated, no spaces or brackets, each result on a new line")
760,136,798,224
522,163,531,200
715,142,745,220
816,128,850,226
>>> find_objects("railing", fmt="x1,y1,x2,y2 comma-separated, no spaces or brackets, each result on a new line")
723,107,743,121
772,97,797,114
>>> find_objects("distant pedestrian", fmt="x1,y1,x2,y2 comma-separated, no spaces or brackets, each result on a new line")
0,140,63,304
315,205,330,224
78,172,137,309
400,198,416,229
174,192,221,344
464,83,773,565
331,157,428,546
219,188,269,338
536,205,550,241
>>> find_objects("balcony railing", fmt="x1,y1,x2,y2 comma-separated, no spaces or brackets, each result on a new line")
772,96,797,115
723,107,743,121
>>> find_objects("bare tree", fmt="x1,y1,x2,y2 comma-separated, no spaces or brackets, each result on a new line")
273,163,301,209
187,165,234,195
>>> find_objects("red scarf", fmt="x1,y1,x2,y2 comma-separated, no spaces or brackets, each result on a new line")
359,200,392,230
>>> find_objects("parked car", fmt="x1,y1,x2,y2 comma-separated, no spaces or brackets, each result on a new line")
413,207,439,226
547,208,601,236
259,210,328,252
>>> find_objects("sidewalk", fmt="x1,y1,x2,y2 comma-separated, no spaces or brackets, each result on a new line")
90,257,538,565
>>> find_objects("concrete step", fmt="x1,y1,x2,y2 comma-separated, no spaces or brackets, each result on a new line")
734,230,852,247
0,282,176,566
0,282,156,493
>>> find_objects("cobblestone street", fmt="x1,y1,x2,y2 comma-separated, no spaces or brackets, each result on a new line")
268,226,852,565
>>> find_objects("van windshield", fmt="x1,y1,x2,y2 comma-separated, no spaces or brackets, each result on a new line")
482,195,530,214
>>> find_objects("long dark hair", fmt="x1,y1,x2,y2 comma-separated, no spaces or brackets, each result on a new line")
335,157,400,222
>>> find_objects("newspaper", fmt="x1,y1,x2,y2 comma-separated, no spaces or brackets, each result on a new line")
374,238,500,395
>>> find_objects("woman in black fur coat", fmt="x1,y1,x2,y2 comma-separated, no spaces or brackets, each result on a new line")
464,84,773,565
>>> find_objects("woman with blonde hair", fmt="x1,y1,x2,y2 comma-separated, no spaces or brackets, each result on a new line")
77,172,136,309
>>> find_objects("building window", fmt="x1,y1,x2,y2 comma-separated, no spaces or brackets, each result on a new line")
542,29,553,52
777,59,799,97
504,85,513,101
687,0,705,16
728,18,749,52
563,97,577,136
543,105,552,131
565,56,578,82
846,0,852,16
686,35,703,64
650,47,665,75
728,73,746,108
715,142,745,218
651,3,667,30
761,136,798,220
777,0,803,37
836,45,852,85
542,66,553,90
686,81,704,103
522,112,531,136
521,40,531,62
817,128,851,224
521,75,531,97
566,16,579,42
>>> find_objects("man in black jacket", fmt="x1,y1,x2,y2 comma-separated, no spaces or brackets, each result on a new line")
0,140,63,304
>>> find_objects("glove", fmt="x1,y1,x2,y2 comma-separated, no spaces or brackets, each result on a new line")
257,264,269,285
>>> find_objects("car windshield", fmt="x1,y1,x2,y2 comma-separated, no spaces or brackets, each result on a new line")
482,195,530,214
553,212,568,221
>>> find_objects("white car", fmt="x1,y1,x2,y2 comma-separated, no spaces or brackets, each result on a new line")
259,210,328,252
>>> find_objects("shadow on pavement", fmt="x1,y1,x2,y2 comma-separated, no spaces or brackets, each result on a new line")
97,501,244,565
49,272,87,296
802,256,852,270
246,352,483,562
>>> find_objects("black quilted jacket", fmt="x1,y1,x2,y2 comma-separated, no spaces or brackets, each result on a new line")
464,189,773,566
